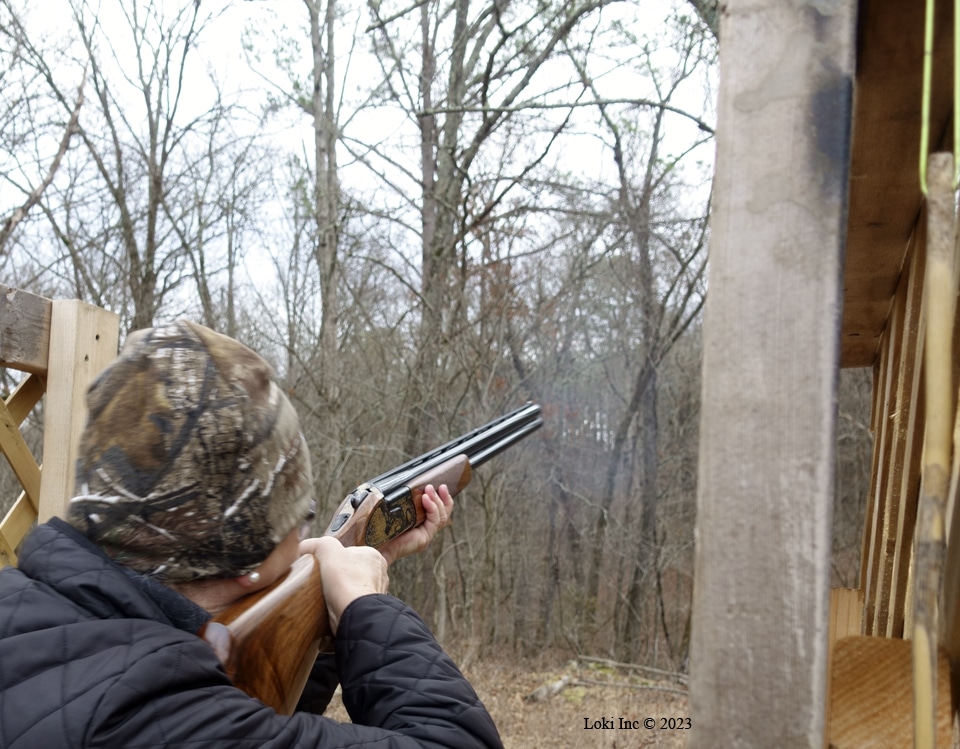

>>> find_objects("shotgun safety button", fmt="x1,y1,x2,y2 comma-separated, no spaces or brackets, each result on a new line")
328,513,351,533
350,488,370,509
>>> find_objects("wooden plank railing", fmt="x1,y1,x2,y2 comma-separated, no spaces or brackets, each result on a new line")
859,230,926,640
0,286,118,566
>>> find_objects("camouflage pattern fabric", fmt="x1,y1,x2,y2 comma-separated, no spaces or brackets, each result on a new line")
67,320,314,582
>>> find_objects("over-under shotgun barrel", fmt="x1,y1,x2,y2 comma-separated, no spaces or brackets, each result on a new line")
371,402,543,494
324,402,542,547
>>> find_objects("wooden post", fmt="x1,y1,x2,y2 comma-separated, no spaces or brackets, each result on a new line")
688,1,856,746
912,153,956,749
37,300,119,522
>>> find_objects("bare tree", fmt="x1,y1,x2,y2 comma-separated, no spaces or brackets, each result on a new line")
161,125,270,336
7,0,256,331
576,17,712,661
0,1,84,256
362,0,619,420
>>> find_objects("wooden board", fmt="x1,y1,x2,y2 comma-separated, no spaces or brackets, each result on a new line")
0,374,46,566
37,300,118,522
0,398,41,510
0,286,52,375
0,492,36,567
688,1,856,746
828,636,952,748
830,589,865,646
884,237,925,638
840,0,954,367
859,231,926,638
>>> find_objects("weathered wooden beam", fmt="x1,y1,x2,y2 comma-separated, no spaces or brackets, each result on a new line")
0,291,119,555
688,1,856,746
0,285,52,375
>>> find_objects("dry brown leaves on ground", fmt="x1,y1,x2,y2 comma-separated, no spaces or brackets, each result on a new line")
324,656,690,748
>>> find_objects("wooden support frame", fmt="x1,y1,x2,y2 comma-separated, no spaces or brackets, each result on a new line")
687,1,856,745
0,375,46,565
860,231,927,639
0,287,118,565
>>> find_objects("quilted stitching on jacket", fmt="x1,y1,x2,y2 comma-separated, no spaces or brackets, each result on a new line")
0,521,503,749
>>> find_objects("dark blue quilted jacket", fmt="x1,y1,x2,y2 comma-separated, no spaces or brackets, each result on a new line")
0,519,502,749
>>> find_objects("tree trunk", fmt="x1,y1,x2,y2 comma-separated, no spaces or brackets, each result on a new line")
307,0,341,411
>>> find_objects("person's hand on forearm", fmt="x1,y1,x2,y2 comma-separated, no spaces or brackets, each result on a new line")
377,483,453,565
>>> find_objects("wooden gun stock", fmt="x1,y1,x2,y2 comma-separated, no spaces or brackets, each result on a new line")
199,403,542,713
199,555,328,715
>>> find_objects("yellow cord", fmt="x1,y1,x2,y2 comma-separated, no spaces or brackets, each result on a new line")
920,0,935,194
920,0,960,188
955,0,960,185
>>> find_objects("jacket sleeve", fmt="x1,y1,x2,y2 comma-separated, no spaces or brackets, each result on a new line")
87,596,502,749
334,595,503,749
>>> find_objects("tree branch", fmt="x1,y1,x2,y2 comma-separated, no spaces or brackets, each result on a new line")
687,0,720,40
0,74,85,254
418,97,714,134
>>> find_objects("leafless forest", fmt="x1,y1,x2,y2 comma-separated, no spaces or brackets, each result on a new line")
0,0,872,680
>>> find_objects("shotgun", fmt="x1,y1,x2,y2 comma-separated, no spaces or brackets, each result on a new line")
199,403,543,713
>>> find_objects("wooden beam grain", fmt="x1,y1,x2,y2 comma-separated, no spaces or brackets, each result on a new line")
828,636,952,748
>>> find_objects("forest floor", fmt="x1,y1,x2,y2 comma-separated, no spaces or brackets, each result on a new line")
325,654,690,748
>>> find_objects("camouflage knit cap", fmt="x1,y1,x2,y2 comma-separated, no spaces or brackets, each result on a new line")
67,320,314,583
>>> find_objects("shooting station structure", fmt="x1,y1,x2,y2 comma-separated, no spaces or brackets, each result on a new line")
689,0,960,747
0,1,956,747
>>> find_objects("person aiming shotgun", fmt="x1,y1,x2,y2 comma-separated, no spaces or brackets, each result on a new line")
0,320,503,749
